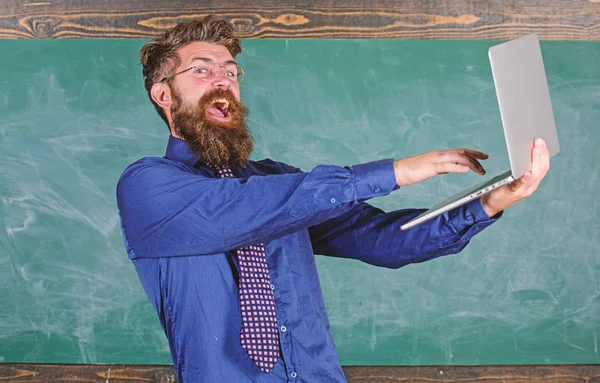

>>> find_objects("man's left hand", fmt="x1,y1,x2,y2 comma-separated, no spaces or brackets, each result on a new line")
481,138,551,217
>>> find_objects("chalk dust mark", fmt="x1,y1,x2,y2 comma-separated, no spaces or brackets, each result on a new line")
6,210,36,238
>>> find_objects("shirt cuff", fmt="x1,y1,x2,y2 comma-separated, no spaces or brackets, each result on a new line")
350,158,398,200
447,197,503,239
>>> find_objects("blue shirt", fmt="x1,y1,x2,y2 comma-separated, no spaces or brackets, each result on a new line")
117,136,499,382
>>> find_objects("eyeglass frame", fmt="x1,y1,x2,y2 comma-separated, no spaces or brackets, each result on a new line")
159,58,245,83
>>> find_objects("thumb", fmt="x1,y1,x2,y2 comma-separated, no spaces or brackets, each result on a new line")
507,171,531,192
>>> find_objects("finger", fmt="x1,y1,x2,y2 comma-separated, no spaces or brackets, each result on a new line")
535,138,545,148
464,152,487,175
530,145,543,180
541,140,550,174
507,171,531,192
462,148,489,160
448,152,485,175
437,162,470,175
530,144,551,188
534,138,550,170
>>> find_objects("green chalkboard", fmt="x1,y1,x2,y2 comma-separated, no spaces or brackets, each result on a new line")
0,38,598,366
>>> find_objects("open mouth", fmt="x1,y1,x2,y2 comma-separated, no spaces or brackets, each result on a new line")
206,98,231,122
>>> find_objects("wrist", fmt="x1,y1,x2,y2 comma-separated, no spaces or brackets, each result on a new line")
393,159,403,187
393,159,411,187
481,193,503,218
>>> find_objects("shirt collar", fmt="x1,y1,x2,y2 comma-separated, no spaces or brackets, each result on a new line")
164,135,200,168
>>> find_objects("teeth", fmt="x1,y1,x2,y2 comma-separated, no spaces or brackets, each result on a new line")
213,98,229,110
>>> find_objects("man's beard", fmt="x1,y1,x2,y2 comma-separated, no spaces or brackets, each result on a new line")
171,88,254,168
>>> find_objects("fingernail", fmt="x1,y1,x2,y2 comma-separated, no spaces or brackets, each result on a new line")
535,148,541,154
542,140,546,147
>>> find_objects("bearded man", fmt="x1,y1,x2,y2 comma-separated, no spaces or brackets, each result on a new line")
116,15,550,383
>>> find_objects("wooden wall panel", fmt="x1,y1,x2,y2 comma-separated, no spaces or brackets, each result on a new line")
1,363,600,382
1,0,599,40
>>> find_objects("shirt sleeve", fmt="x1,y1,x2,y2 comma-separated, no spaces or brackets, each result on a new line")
308,197,501,269
116,157,397,259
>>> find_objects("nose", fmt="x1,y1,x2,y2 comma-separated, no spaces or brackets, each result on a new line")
211,68,232,89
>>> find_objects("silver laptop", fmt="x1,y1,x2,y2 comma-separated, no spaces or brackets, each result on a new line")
400,33,560,231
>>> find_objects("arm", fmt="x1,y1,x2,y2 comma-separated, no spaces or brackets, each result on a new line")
309,138,551,268
309,198,499,269
116,157,396,258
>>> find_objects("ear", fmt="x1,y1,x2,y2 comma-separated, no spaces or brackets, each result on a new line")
150,82,173,111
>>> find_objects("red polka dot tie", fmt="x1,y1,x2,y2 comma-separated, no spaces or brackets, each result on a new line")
212,165,280,373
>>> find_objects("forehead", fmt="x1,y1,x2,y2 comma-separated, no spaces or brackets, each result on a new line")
176,41,234,65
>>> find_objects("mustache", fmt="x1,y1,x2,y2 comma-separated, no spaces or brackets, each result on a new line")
201,88,244,114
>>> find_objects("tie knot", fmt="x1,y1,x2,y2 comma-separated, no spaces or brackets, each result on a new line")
216,166,234,179
203,162,235,179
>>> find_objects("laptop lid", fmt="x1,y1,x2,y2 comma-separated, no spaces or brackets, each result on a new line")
489,33,560,179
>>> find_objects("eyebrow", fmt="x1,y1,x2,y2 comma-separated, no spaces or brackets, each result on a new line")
188,56,237,66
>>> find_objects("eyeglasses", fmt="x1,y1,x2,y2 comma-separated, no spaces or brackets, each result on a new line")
160,60,245,83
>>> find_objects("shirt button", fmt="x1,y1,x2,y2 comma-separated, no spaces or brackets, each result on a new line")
270,284,275,290
330,197,336,203
374,187,381,193
280,325,287,332
290,371,298,379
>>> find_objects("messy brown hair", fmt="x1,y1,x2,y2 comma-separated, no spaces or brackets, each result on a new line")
140,15,242,127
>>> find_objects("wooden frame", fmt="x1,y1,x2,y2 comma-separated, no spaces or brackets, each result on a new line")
0,363,600,383
1,0,599,40
1,363,600,382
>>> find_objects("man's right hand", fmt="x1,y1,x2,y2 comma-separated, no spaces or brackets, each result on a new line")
393,148,489,187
